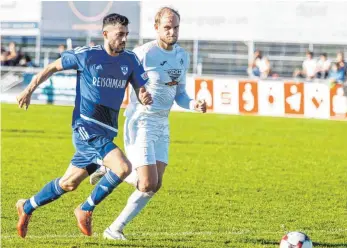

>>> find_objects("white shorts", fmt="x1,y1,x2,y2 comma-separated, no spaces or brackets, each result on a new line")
124,112,170,170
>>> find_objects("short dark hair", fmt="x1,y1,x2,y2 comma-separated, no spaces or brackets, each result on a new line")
320,53,327,58
102,13,129,30
155,7,180,25
306,51,314,57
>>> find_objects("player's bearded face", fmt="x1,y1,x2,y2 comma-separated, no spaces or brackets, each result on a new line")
157,14,180,46
104,24,128,53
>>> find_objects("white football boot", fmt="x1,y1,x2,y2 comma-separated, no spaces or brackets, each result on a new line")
89,166,108,185
103,227,127,240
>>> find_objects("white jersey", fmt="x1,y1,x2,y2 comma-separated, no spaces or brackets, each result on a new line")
125,40,190,118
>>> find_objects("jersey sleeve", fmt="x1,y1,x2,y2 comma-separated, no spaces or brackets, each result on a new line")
180,52,190,85
61,47,87,71
132,46,145,63
128,54,148,89
175,83,194,110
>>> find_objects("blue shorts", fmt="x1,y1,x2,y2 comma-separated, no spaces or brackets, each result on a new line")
70,126,117,169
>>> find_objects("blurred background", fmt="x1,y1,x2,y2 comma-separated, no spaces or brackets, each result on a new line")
2,3,347,247
1,1,347,118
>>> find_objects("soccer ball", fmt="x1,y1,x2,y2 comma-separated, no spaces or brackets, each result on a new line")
280,231,313,248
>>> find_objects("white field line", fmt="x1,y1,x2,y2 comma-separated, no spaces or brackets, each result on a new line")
1,229,347,239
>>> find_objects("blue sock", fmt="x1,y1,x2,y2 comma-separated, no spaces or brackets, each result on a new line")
81,171,122,211
23,178,66,215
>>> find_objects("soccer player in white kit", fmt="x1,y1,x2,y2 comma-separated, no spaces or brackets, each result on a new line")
90,7,207,240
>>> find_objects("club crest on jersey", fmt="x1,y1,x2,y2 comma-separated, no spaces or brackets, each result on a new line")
180,58,184,65
121,65,128,75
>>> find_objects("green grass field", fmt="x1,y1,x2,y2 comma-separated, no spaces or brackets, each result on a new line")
1,103,346,248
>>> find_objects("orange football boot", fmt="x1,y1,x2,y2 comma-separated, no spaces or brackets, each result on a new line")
74,205,93,236
16,199,32,238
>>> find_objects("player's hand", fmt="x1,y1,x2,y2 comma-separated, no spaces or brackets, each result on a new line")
138,87,153,105
194,100,207,113
16,89,32,110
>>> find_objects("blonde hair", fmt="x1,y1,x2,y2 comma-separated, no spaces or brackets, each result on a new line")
155,7,180,25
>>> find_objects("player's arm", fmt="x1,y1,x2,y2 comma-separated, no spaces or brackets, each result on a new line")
175,52,206,113
128,51,152,105
134,86,153,105
175,84,206,113
16,59,64,110
17,47,85,110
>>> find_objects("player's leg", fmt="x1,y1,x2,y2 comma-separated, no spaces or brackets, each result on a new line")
104,164,157,240
104,124,159,239
89,115,132,185
105,127,169,239
153,127,169,193
155,160,167,192
89,164,109,185
89,149,131,185
105,161,167,240
79,147,131,212
76,136,131,236
88,153,129,185
16,164,89,238
59,164,92,190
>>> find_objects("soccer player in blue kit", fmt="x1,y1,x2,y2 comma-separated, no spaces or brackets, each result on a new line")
15,13,152,238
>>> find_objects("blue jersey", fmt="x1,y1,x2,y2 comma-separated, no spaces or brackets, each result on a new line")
61,45,148,138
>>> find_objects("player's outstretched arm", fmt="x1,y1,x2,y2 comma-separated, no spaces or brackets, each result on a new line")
175,84,207,113
134,86,153,105
193,100,207,113
16,59,64,110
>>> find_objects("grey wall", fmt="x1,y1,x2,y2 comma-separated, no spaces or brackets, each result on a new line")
41,1,140,38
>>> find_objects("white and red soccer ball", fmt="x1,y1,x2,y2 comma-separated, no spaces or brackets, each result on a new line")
280,231,313,248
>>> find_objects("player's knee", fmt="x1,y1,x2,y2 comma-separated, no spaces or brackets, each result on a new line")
110,160,131,178
138,179,157,192
59,178,79,191
120,160,132,177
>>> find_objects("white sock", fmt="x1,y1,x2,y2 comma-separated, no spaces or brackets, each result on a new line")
100,165,109,173
109,189,154,232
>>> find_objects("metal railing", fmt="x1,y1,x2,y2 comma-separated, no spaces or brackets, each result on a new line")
2,38,347,78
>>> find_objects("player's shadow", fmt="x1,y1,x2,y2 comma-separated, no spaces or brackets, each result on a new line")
244,239,278,245
85,242,169,247
312,242,347,247
154,236,215,244
34,240,172,248
246,239,346,247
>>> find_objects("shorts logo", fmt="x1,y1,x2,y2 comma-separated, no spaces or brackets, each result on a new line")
141,72,149,80
121,65,128,75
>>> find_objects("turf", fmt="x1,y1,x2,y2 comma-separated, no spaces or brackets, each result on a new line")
1,103,346,248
